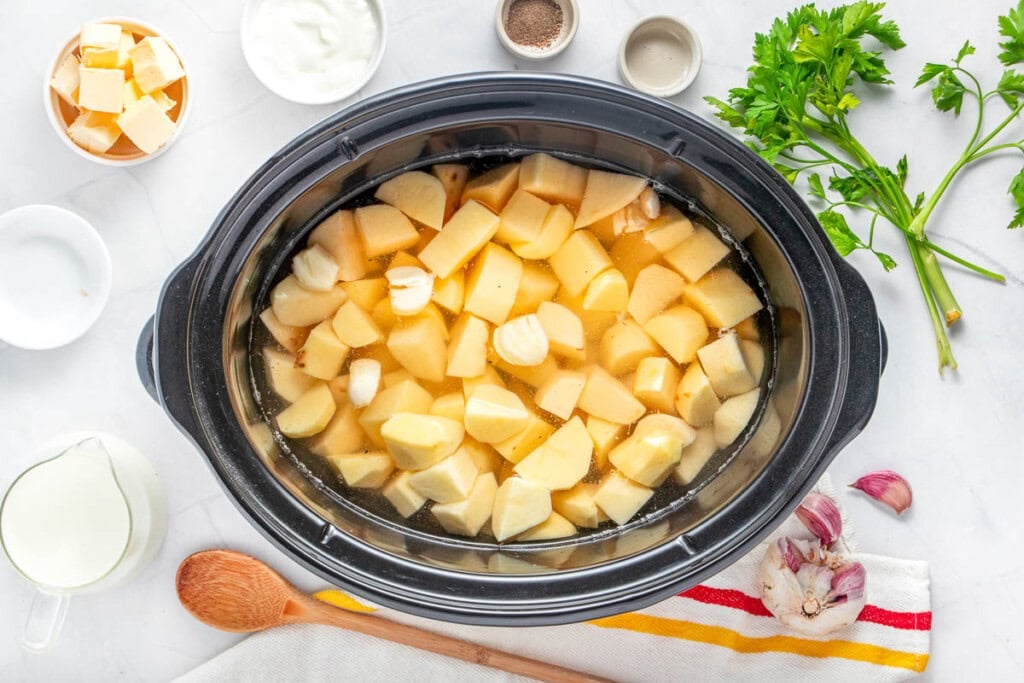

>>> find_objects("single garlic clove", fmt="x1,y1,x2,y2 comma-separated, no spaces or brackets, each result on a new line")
348,358,381,408
638,186,661,220
795,492,842,547
849,470,913,515
493,314,549,366
386,266,435,316
293,244,340,291
622,202,651,233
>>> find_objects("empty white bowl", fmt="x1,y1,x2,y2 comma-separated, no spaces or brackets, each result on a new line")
619,16,703,97
0,205,112,350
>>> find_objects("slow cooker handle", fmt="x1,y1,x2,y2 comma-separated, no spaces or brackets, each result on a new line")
136,316,158,403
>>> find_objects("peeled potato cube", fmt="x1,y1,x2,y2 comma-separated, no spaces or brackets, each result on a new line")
749,401,782,457
594,470,653,526
514,416,592,490
627,265,686,325
697,332,758,397
510,204,574,262
339,278,386,313
682,268,764,329
432,472,498,537
535,370,586,420
331,300,383,348
276,383,336,438
358,380,434,446
575,170,647,228
418,200,501,279
675,363,721,426
375,170,446,230
550,230,613,297
292,244,339,291
309,211,374,282
432,164,470,220
445,313,489,378
609,414,694,487
734,316,761,341
354,204,420,258
518,153,587,208
296,320,350,380
327,451,394,488
491,477,552,541
312,404,366,457
496,189,551,244
582,268,628,312
380,413,464,470
382,471,428,518
260,308,309,354
642,205,695,253
493,413,554,464
462,365,507,399
673,428,718,485
741,339,766,384
664,225,731,282
430,392,467,423
517,512,576,541
408,448,479,503
713,388,760,447
271,275,348,327
552,483,603,528
464,385,530,443
459,439,503,474
432,269,465,314
460,162,520,213
644,305,708,365
386,311,447,383
464,242,522,325
599,320,660,376
263,349,316,402
633,357,682,413
579,366,646,425
536,301,584,360
511,262,561,317
585,416,626,470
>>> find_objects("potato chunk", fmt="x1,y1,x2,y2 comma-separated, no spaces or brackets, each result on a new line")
599,320,660,376
594,470,653,525
583,268,629,312
332,300,383,348
510,203,575,261
644,305,708,364
536,301,584,360
552,483,604,528
341,278,387,311
358,380,434,446
308,210,375,282
674,363,721,426
496,189,551,244
697,332,758,397
627,264,685,325
492,413,555,464
517,512,576,541
408,448,478,503
464,385,530,443
535,370,586,420
263,348,316,402
664,225,731,281
311,403,366,457
609,414,695,487
464,243,522,325
642,205,695,252
260,308,309,354
432,269,465,314
380,413,465,470
386,311,448,383
550,230,613,297
575,170,646,228
275,383,336,438
491,477,552,541
418,200,501,279
432,163,470,221
354,204,420,258
430,392,466,423
632,356,682,413
512,262,561,316
713,388,760,447
518,153,587,208
681,268,764,329
327,451,394,488
460,162,520,213
271,275,348,327
514,416,592,490
432,473,498,536
382,470,427,518
296,320,350,380
673,428,718,485
578,366,646,425
585,416,626,470
374,170,446,230
446,313,489,378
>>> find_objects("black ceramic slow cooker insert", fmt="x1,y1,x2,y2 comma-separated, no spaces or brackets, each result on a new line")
138,74,885,626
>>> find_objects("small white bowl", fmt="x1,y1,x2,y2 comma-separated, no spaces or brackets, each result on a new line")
496,0,579,60
0,206,112,350
44,17,192,166
241,0,387,105
619,16,703,97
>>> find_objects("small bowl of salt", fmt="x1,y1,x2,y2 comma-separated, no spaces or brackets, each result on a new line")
496,0,579,60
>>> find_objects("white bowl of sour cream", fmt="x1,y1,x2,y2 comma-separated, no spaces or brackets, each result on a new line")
241,0,387,105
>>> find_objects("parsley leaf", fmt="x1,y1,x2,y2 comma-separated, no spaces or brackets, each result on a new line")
956,41,976,65
999,1,1024,65
1008,167,1024,228
808,172,827,199
818,210,862,256
932,69,967,114
997,69,1024,108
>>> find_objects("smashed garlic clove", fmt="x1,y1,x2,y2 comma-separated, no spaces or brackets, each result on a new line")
493,314,549,366
850,470,912,515
638,186,660,219
293,244,340,291
386,266,435,316
348,358,382,408
795,492,842,547
622,202,651,233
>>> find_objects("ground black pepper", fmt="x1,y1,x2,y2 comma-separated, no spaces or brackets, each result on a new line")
505,0,563,48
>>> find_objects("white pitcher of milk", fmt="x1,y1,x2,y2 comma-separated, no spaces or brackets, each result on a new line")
0,434,166,650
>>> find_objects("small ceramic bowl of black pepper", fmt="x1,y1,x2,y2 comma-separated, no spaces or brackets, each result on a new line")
496,0,579,60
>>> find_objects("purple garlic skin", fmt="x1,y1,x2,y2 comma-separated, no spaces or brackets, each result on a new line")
795,492,842,547
850,470,913,515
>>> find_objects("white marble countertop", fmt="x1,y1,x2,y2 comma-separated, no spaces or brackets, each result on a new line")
2,0,1022,679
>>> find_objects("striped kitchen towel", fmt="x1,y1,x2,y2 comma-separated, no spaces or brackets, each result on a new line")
178,478,930,682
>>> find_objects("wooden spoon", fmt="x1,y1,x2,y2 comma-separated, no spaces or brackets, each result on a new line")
176,550,614,683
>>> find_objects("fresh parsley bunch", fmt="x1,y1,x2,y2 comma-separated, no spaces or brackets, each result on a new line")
708,1,1024,372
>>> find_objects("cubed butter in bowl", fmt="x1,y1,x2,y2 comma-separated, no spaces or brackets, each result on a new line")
45,18,190,165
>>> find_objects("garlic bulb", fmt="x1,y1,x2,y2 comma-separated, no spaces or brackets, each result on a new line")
759,536,866,636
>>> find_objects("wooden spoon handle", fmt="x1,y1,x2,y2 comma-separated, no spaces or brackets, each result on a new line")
293,595,615,683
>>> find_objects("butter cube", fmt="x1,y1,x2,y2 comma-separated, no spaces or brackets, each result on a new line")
642,205,695,253
599,320,659,376
579,366,646,425
354,205,420,258
633,357,682,413
682,268,764,329
609,414,694,487
432,473,498,536
150,88,176,112
82,47,118,69
511,262,560,316
327,451,394,488
386,311,448,383
459,439,502,474
380,413,464,470
432,268,465,314
675,363,721,426
117,31,135,71
673,428,718,485
382,471,427,518
464,243,522,325
627,264,686,325
312,403,367,457
310,211,374,282
549,230,613,297
67,111,121,154
464,385,529,443
122,79,144,109
341,278,387,311
446,313,489,378
80,22,122,51
517,512,576,541
409,448,478,503
263,348,316,402
697,332,758,397
594,470,653,525
514,416,592,490
610,231,662,285
535,370,585,420
644,305,709,364
78,67,124,113
50,54,81,106
582,268,628,312
664,226,731,282
358,380,434,446
117,95,176,153
128,36,185,93
296,320,350,380
536,301,584,360
552,483,603,528
491,477,552,541
510,203,574,260
518,153,587,208
713,388,760,447
584,416,626,470
430,392,466,422
275,383,336,438
460,162,520,213
418,200,501,279
332,300,383,348
493,412,554,463
260,307,309,354
496,189,551,244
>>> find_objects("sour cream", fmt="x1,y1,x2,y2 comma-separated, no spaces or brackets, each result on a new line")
243,0,384,104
